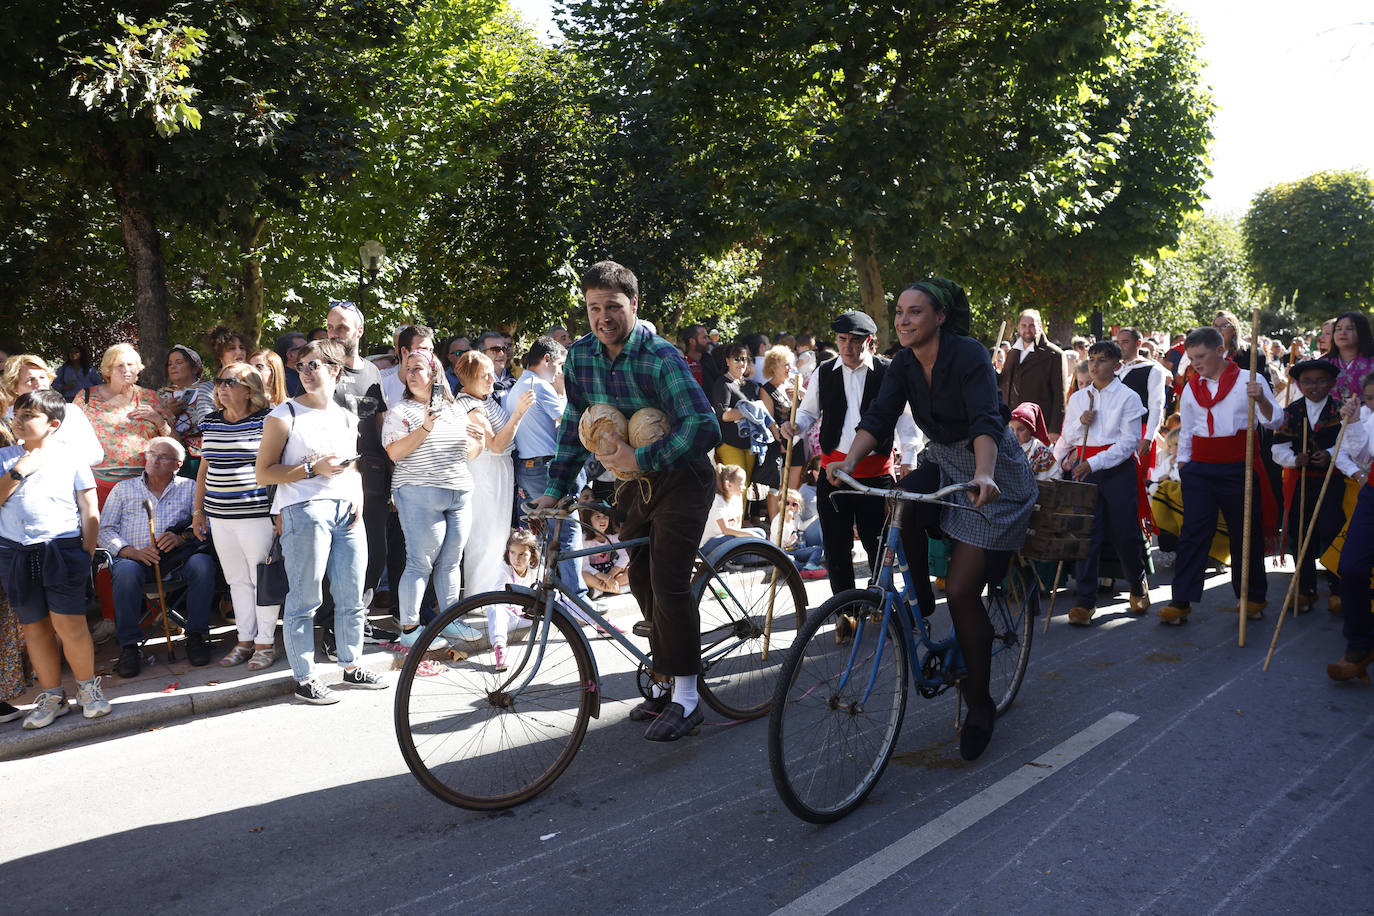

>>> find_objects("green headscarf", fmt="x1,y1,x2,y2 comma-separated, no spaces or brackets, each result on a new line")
908,278,971,337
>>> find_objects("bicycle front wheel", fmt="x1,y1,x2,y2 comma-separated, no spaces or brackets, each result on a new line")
695,540,808,721
394,592,594,810
988,560,1037,715
768,589,908,824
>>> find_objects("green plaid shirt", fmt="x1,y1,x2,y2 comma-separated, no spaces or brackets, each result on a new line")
545,322,721,499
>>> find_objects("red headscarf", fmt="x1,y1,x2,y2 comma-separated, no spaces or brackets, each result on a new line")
1011,401,1050,446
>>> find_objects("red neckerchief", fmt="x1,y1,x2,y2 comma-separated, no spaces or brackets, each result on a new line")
1188,361,1241,435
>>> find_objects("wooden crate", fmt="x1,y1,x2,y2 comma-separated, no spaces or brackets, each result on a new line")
1021,478,1097,562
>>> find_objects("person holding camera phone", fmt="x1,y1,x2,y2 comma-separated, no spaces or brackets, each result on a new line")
256,339,387,705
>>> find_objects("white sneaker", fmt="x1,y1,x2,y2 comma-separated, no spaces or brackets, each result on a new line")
76,677,111,719
23,690,70,729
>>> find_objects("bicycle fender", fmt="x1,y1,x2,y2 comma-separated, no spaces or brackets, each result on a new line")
551,602,603,720
701,536,791,569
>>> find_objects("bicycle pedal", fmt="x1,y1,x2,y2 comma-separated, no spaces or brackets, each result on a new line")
631,620,653,638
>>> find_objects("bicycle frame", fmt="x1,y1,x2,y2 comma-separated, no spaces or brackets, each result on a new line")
496,503,784,717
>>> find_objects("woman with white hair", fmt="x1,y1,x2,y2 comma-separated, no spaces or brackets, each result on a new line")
78,343,176,504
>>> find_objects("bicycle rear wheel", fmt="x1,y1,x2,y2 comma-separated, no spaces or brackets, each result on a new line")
695,540,807,720
394,592,594,810
988,560,1037,715
768,589,908,824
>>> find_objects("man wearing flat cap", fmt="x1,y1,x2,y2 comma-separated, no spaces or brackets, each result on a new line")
781,310,919,593
1272,358,1348,612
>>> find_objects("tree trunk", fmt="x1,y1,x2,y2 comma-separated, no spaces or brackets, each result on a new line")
236,213,269,352
110,147,170,389
851,229,889,350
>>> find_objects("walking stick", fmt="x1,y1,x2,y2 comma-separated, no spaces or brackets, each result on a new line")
1296,421,1308,573
1264,419,1349,670
763,369,802,659
1042,560,1064,635
1238,310,1261,647
995,319,1006,347
143,498,175,663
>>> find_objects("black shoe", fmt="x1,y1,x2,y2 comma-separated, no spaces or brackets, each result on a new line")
185,632,212,667
0,701,22,723
959,699,996,762
362,619,398,644
116,645,142,679
629,694,669,721
643,702,704,741
321,630,338,662
341,666,388,690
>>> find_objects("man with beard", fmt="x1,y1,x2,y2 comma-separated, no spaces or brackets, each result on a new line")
999,309,1070,441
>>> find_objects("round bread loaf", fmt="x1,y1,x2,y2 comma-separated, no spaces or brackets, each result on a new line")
628,407,671,448
578,403,628,455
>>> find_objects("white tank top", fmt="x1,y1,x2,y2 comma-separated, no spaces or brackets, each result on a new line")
269,399,364,512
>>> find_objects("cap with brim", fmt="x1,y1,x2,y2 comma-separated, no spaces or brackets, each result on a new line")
1289,358,1340,381
831,310,877,337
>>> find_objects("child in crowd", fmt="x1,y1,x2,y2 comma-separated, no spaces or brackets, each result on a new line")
1054,341,1151,625
1271,360,1347,613
1149,427,1182,493
0,389,108,728
770,488,826,579
1009,402,1057,480
795,456,823,548
1161,327,1283,624
581,505,628,599
486,529,539,671
700,463,767,552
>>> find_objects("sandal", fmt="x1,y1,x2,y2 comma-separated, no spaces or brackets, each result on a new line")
247,647,277,671
219,645,254,667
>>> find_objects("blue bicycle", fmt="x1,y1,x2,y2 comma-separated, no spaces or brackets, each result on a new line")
767,471,1039,823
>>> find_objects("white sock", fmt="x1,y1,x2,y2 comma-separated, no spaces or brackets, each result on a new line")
673,675,698,715
649,679,668,698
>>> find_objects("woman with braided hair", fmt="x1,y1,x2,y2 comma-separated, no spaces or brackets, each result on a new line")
829,277,1036,762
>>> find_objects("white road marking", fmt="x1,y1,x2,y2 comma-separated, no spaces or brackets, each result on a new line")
772,711,1140,916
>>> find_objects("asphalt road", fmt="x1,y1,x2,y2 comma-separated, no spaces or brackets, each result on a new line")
3,566,1371,916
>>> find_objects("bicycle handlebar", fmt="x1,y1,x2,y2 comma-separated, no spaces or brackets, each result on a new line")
830,469,989,524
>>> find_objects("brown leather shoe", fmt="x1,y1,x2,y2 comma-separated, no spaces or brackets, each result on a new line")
1327,594,1343,615
1326,649,1374,683
1067,606,1094,626
1220,599,1267,620
1158,603,1190,625
1128,594,1151,615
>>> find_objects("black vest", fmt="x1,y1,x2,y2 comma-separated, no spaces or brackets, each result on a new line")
1120,362,1154,413
817,355,893,455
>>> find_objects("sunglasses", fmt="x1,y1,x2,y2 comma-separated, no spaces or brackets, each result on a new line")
731,355,749,363
485,345,509,354
297,360,332,374
215,376,244,388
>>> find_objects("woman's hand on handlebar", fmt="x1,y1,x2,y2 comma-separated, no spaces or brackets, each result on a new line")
968,473,1000,508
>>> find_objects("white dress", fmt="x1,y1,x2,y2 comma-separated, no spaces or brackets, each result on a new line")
461,395,515,598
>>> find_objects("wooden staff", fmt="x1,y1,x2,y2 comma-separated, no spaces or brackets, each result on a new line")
1284,340,1299,405
1042,560,1064,635
1296,420,1308,573
763,369,802,659
995,319,1007,347
1238,309,1261,647
143,499,175,663
1264,419,1349,670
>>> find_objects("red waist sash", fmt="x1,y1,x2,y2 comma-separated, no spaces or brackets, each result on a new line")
1077,444,1156,535
1192,430,1248,463
822,449,892,479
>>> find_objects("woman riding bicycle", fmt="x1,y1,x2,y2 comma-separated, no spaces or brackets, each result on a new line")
827,278,1035,761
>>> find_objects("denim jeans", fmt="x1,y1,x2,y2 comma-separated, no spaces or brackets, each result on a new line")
111,551,215,648
392,485,472,629
514,458,587,604
280,499,367,681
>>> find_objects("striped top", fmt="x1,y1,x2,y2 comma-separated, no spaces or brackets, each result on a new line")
201,408,273,519
382,397,473,491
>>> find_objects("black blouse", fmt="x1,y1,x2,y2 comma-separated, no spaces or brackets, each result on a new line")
858,330,1008,447
711,375,761,450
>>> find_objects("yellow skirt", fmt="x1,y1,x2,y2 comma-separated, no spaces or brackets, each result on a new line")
1151,479,1231,564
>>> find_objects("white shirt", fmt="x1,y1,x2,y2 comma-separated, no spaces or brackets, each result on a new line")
1012,338,1036,354
793,357,921,460
1336,405,1374,478
1052,379,1144,472
1177,371,1283,464
1271,396,1335,468
1116,356,1168,439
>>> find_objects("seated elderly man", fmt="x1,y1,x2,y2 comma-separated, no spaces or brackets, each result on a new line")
98,436,216,676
